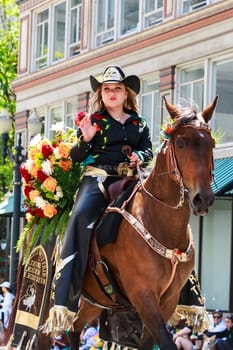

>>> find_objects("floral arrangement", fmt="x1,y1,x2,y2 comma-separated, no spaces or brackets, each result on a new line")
18,129,83,258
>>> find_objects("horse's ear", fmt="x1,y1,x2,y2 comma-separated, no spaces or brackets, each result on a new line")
163,96,181,119
202,96,218,123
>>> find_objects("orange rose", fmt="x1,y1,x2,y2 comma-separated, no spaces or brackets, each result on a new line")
30,164,39,178
42,177,57,192
29,190,40,202
58,159,72,171
58,142,72,158
43,204,57,218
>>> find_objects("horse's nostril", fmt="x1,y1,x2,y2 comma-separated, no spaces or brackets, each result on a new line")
193,193,202,207
193,192,215,209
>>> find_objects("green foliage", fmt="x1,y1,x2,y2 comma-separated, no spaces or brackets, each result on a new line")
212,128,225,145
0,0,19,113
0,0,19,199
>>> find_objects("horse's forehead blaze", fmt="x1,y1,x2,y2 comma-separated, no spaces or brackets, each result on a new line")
174,125,213,148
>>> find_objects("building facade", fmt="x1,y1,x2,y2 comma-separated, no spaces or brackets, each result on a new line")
13,0,233,312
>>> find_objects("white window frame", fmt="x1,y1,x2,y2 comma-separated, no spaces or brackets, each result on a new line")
176,62,205,110
52,1,67,63
94,0,116,48
140,74,160,145
33,0,84,71
143,0,164,28
180,0,209,15
209,56,233,145
34,7,50,71
64,98,78,131
68,0,82,56
45,99,78,138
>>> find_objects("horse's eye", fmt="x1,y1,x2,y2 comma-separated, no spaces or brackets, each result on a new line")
176,137,185,148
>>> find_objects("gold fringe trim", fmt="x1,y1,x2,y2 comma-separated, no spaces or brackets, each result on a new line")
102,341,137,350
169,305,210,333
40,305,76,335
52,236,63,266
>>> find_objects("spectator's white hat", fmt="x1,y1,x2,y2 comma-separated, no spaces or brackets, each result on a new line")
0,281,11,289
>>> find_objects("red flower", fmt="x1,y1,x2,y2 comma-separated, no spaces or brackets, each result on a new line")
95,124,101,132
20,164,32,182
75,111,87,126
24,185,35,199
35,208,45,218
37,170,48,183
132,120,139,126
41,144,53,158
92,113,105,121
164,125,173,135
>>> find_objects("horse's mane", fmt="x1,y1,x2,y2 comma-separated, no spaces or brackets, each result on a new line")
176,98,200,114
174,98,206,126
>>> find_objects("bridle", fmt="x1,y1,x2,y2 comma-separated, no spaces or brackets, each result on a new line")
139,119,214,210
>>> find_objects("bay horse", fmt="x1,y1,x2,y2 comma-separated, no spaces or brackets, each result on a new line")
53,97,218,350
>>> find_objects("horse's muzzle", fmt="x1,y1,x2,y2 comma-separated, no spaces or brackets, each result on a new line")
191,190,215,216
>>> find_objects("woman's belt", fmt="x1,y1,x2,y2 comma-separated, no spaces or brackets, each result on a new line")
85,163,130,177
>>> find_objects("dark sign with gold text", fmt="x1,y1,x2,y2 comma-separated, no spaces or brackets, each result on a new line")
12,244,53,349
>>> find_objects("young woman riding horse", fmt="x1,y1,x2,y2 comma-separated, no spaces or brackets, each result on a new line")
44,64,153,330
44,65,218,350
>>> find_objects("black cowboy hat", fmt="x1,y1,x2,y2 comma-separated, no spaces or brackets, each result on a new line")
90,65,140,94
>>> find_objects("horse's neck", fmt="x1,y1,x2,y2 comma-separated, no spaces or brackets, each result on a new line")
145,150,183,205
142,150,190,245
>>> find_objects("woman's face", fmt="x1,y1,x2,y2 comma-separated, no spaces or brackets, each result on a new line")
101,83,128,109
224,317,233,330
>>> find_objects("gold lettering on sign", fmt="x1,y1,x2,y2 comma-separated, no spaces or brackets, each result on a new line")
24,247,47,285
15,245,49,330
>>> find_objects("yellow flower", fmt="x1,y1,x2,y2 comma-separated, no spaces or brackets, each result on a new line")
28,148,37,160
26,213,33,222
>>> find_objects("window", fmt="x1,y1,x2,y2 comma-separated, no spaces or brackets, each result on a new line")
141,75,160,145
49,105,63,138
47,100,78,138
69,0,82,56
201,199,232,310
181,0,208,14
65,99,78,130
53,2,66,62
120,0,139,35
144,0,163,28
95,0,115,47
213,59,233,144
179,64,204,111
35,9,49,70
34,1,83,71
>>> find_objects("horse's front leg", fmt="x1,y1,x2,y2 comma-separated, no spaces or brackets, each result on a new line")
69,299,102,350
134,290,177,350
139,328,156,350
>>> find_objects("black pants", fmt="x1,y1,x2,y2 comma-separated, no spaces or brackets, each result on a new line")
215,340,233,350
53,175,118,313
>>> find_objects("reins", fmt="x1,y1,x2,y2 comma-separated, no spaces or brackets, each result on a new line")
138,142,187,209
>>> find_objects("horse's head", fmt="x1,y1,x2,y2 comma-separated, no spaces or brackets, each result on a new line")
163,96,218,215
